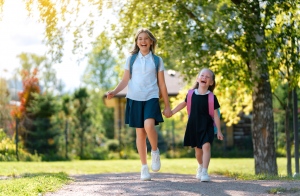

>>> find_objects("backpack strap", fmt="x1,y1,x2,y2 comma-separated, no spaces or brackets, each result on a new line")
152,54,160,74
129,53,138,79
208,92,214,119
187,89,194,117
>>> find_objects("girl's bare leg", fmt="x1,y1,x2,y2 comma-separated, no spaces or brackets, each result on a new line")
202,142,211,168
136,128,147,165
144,118,158,151
195,147,203,165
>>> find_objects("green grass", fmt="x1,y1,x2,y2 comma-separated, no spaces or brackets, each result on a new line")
0,172,70,196
0,157,299,195
268,187,300,194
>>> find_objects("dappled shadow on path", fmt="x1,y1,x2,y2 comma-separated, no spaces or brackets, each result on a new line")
46,173,300,196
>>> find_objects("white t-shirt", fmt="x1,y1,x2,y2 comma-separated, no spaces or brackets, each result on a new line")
124,51,165,101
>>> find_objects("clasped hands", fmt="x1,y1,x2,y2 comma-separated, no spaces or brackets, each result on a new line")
162,108,173,118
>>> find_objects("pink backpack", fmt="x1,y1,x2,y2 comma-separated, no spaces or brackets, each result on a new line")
186,89,220,134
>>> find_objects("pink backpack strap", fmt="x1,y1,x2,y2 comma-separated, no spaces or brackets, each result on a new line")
208,92,214,119
187,89,194,117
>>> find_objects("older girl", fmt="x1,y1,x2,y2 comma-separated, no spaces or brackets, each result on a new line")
106,28,172,181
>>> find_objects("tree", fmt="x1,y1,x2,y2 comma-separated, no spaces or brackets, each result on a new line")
268,1,300,175
25,92,61,160
110,0,300,175
83,31,118,90
17,53,58,93
83,31,117,140
73,87,92,159
11,69,41,142
0,76,12,134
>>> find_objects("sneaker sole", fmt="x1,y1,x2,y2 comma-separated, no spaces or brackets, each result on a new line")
141,177,151,181
201,179,210,182
151,168,160,172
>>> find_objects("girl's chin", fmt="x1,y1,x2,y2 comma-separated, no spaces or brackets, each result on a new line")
139,49,151,54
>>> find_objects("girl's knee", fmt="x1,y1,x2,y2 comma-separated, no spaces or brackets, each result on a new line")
144,119,155,130
202,143,211,151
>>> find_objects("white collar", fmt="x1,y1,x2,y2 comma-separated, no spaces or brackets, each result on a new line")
194,89,210,95
138,51,152,59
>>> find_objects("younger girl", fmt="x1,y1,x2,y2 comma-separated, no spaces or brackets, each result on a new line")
106,28,172,181
171,68,223,182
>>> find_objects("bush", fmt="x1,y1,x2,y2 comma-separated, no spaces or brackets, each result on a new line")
92,147,110,160
106,139,119,152
0,129,41,162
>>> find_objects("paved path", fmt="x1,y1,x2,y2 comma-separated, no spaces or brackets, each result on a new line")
46,173,300,196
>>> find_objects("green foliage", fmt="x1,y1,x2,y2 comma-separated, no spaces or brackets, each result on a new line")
73,88,93,159
0,77,12,133
24,93,62,160
83,31,118,90
106,139,119,152
17,53,58,92
90,147,110,160
0,129,41,162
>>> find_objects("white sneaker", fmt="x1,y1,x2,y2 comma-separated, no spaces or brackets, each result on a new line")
140,165,151,181
196,166,202,179
201,171,210,182
151,149,161,172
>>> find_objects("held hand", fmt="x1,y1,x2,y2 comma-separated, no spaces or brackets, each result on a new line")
106,91,115,99
163,107,172,118
217,131,224,140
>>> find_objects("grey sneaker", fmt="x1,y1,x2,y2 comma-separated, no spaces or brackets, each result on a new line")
151,149,161,172
196,166,202,179
201,171,210,182
140,165,151,181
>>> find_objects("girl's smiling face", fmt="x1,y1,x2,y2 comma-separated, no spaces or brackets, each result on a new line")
137,32,153,54
197,69,214,88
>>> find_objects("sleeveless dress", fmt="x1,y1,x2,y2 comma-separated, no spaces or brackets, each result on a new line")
184,90,220,149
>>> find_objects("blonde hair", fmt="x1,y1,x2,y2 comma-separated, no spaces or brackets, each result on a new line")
130,28,157,54
192,68,216,92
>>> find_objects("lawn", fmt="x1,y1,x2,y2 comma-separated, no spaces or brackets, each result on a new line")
0,158,299,196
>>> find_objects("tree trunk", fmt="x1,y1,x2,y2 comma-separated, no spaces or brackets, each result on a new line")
64,120,69,159
80,129,84,159
285,91,292,176
252,72,278,175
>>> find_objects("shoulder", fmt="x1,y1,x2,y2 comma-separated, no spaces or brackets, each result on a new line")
153,54,163,61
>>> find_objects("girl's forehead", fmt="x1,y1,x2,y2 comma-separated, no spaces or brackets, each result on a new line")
199,69,212,75
138,32,150,38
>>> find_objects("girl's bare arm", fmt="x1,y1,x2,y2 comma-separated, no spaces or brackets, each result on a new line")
106,70,130,99
158,71,172,117
171,101,187,115
214,109,223,140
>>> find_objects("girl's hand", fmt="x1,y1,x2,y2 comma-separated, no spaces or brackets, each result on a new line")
217,131,224,140
106,91,115,99
163,107,172,118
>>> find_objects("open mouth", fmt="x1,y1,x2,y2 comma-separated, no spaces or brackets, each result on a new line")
201,80,207,84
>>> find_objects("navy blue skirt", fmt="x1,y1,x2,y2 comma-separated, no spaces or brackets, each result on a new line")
125,98,164,128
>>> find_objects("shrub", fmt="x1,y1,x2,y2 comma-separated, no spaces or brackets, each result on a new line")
0,129,41,162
